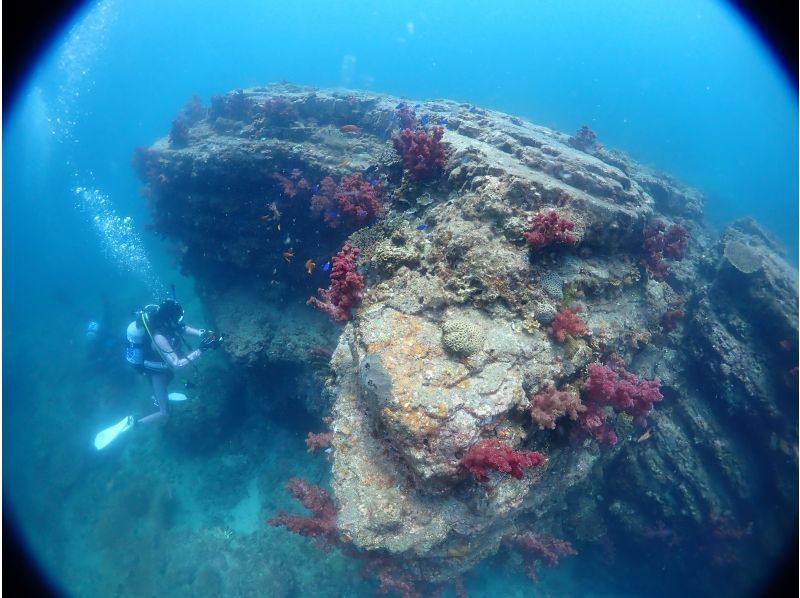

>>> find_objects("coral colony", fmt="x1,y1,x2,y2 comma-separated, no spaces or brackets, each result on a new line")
268,478,338,548
523,211,578,251
568,124,600,153
576,361,663,445
310,173,382,228
307,243,364,322
641,219,689,280
392,126,447,181
131,85,795,595
547,304,588,343
529,386,583,430
512,532,579,583
459,439,546,482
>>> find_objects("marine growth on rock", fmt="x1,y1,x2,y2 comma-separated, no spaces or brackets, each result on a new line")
131,85,797,595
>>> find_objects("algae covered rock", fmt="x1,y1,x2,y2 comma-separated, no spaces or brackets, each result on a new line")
370,239,419,275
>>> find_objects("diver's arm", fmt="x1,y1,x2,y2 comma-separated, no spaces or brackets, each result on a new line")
183,325,205,338
154,334,201,368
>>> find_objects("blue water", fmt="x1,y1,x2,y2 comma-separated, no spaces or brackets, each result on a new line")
4,0,797,596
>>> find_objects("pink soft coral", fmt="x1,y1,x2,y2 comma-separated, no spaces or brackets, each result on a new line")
548,304,588,343
307,243,364,322
460,439,545,482
530,385,585,430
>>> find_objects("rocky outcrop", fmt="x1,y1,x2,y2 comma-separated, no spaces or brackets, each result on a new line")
135,84,797,592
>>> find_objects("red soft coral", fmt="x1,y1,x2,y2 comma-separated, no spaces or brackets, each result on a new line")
512,531,578,583
663,223,689,259
460,439,545,482
660,308,685,332
548,304,588,343
568,124,600,153
392,126,447,181
523,211,578,251
575,361,663,445
310,173,382,228
261,96,298,126
336,172,382,221
305,431,333,453
307,243,364,322
641,220,689,279
268,478,338,549
583,361,663,427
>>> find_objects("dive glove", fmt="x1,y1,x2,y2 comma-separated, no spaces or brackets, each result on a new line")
200,330,223,350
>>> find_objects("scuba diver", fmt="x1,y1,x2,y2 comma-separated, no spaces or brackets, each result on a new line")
85,295,122,368
93,297,222,450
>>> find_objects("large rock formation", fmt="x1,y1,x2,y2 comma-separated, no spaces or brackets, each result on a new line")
135,84,797,593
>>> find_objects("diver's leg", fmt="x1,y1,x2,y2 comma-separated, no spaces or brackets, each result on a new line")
137,371,172,425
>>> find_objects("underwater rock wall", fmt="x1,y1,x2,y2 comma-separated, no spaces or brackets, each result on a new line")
135,84,797,592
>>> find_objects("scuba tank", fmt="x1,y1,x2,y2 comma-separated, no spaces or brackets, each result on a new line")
126,320,146,366
126,305,158,367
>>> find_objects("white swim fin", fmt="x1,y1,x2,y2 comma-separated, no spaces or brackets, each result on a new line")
168,392,188,402
94,416,135,450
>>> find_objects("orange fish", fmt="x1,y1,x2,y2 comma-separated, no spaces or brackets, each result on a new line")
340,125,362,134
282,249,295,263
637,428,653,443
305,259,316,274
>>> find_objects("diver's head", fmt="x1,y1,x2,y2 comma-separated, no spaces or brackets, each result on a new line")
151,299,184,330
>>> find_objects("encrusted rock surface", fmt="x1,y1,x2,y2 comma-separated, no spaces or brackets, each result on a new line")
135,84,797,591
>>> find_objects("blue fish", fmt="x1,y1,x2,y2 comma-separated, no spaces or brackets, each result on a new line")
468,106,477,113
439,117,448,126
413,103,421,108
416,223,428,231
311,184,320,193
326,210,338,219
322,261,331,272
370,178,378,187
395,102,406,109
420,113,430,126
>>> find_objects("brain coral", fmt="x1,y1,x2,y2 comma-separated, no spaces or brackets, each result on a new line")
441,317,485,356
539,271,564,299
533,301,558,325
